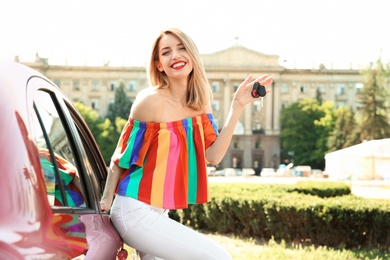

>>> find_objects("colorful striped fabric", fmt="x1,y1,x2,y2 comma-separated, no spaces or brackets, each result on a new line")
40,157,85,207
112,113,219,209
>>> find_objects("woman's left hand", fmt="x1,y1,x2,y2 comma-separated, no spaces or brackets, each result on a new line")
232,74,273,108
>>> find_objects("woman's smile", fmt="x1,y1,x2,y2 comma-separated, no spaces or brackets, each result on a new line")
171,61,186,70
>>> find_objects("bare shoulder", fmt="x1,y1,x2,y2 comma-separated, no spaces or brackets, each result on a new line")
130,87,163,121
204,102,213,114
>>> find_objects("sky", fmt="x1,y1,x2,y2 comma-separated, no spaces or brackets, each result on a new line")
1,0,389,69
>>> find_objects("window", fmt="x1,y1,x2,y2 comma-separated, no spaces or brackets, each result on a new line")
91,99,99,110
281,83,288,93
211,81,220,92
92,80,99,91
129,81,137,92
32,91,86,208
253,121,261,131
54,79,61,88
73,80,80,91
318,84,326,93
110,81,118,91
281,102,289,109
212,100,220,111
232,157,239,167
233,121,244,135
213,118,219,129
355,83,364,93
233,82,240,92
300,85,307,93
337,83,345,95
253,100,262,111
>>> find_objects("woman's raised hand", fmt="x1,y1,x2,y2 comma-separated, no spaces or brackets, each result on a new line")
232,74,273,108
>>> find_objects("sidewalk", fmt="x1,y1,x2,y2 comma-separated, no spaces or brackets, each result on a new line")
348,179,390,199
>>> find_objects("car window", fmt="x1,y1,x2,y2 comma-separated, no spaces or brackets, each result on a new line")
32,90,87,208
65,100,107,201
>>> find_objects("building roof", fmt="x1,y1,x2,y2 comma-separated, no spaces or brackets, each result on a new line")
201,45,284,71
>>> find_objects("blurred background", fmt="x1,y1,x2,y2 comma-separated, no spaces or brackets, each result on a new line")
2,0,390,180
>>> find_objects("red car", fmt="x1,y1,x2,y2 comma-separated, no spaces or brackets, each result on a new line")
0,62,127,259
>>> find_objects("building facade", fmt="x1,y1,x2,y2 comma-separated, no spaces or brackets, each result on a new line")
22,46,364,171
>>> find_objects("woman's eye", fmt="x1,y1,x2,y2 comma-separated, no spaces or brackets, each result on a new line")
162,51,170,56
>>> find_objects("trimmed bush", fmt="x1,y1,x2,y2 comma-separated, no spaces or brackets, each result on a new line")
169,181,390,251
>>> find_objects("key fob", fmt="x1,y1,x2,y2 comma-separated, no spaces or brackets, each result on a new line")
251,82,266,98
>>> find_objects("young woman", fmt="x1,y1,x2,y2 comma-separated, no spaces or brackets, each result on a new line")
100,28,273,260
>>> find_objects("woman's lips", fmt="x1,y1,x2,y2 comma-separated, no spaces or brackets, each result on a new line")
171,61,186,70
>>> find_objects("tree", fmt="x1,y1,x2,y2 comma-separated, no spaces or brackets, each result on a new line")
356,57,390,141
327,106,360,152
315,87,323,105
97,117,127,165
106,82,132,123
311,100,335,168
74,102,127,165
74,102,103,140
280,98,335,169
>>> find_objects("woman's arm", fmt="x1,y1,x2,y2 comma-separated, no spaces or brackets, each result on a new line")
100,88,156,211
205,74,272,165
100,160,124,212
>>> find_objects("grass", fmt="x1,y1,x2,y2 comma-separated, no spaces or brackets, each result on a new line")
201,231,389,260
124,231,389,260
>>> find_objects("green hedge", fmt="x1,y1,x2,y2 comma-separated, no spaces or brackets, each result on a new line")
169,181,390,251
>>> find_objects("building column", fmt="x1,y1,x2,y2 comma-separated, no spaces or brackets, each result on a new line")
264,88,273,135
243,136,252,168
220,77,232,169
273,81,280,133
223,77,231,122
244,105,252,135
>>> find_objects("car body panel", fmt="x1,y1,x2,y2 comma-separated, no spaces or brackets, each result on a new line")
0,62,120,259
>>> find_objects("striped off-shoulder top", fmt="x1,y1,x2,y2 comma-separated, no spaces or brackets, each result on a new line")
112,113,219,209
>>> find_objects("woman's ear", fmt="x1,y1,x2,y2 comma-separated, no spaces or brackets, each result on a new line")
155,61,163,72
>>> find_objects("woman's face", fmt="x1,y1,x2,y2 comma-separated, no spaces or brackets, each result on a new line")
155,33,193,81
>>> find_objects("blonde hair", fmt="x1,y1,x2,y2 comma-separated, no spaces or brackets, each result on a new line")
148,28,212,111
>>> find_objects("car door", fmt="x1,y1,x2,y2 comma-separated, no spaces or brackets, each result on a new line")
26,76,109,258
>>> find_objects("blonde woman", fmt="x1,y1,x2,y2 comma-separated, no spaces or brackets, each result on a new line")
100,28,272,260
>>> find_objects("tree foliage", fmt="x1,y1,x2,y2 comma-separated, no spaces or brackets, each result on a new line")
106,82,132,123
96,117,127,165
327,106,360,152
74,102,103,139
280,99,335,170
311,101,335,168
281,58,390,170
74,102,127,165
315,87,323,105
356,57,390,140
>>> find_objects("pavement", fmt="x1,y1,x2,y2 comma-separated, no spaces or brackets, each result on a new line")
208,176,390,200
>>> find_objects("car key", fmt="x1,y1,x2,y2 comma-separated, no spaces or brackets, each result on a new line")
251,82,266,107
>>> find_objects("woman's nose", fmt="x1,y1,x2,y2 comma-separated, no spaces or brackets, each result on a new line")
172,50,181,59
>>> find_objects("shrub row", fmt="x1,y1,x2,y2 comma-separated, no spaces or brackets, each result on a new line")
169,181,390,250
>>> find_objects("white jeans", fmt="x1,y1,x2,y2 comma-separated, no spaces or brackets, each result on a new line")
110,195,232,260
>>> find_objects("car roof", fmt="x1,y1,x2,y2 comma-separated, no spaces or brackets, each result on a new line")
0,61,48,118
